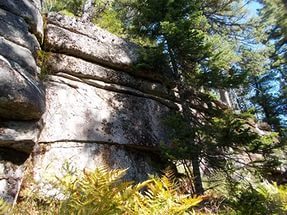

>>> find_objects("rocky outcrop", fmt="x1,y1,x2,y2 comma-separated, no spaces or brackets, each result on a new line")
0,0,44,201
0,56,44,120
0,0,44,121
45,13,175,86
33,13,177,187
0,3,177,201
0,0,43,41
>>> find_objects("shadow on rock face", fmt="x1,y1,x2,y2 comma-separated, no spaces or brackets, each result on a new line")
0,147,30,165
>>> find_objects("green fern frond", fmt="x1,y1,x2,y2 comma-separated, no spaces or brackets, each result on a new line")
0,199,11,215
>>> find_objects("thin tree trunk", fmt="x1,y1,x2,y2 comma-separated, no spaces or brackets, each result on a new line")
82,0,95,22
166,39,204,195
191,156,204,194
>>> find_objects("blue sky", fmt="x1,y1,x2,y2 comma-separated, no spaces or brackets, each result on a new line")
246,1,262,17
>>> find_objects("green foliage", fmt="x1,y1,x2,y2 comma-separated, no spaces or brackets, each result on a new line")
133,46,173,79
237,0,287,138
164,107,277,170
0,198,11,214
227,182,287,215
57,166,202,215
92,8,125,36
162,103,280,198
1,166,201,215
42,0,84,16
36,50,52,80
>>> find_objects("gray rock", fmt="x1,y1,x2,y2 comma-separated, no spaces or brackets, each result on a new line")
47,53,177,101
30,0,42,10
45,13,175,86
33,142,159,186
0,121,39,153
53,73,178,109
0,56,45,120
0,8,40,53
44,24,137,72
0,0,43,41
0,37,39,76
46,13,138,70
39,76,169,149
0,160,25,202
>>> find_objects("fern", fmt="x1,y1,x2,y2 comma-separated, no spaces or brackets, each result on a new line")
0,198,11,215
4,166,201,214
57,166,202,215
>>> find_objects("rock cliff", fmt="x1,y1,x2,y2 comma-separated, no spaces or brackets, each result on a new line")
0,1,176,201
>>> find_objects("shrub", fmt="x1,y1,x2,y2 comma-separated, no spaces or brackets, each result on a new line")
0,166,202,215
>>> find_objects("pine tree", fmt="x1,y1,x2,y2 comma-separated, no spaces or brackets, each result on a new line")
113,0,272,195
247,0,287,139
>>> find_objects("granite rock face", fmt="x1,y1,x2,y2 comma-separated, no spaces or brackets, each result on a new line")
39,76,170,147
0,0,43,41
34,13,176,187
33,143,159,188
0,6,175,201
0,56,45,120
45,13,139,71
0,0,44,201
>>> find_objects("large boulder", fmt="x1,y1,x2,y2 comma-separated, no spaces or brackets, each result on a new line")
0,0,43,41
0,8,40,54
0,56,45,120
0,37,39,76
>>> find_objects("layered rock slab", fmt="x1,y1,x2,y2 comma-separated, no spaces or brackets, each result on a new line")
0,56,45,120
0,0,44,202
45,13,175,86
0,8,40,53
46,53,178,105
39,76,169,148
0,0,43,41
45,13,138,71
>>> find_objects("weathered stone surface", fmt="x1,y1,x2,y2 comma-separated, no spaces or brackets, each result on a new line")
0,160,25,202
31,0,42,10
53,74,178,109
0,37,39,76
39,76,169,148
33,142,159,186
45,13,176,86
0,0,43,41
47,53,177,101
0,56,45,120
0,8,40,53
46,13,138,70
45,23,137,72
0,121,39,153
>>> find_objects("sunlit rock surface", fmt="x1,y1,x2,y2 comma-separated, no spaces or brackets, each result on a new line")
0,5,175,201
35,13,175,187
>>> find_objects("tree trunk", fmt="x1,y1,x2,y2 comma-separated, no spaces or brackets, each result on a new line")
166,39,204,195
191,156,204,194
219,89,232,108
82,0,95,22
